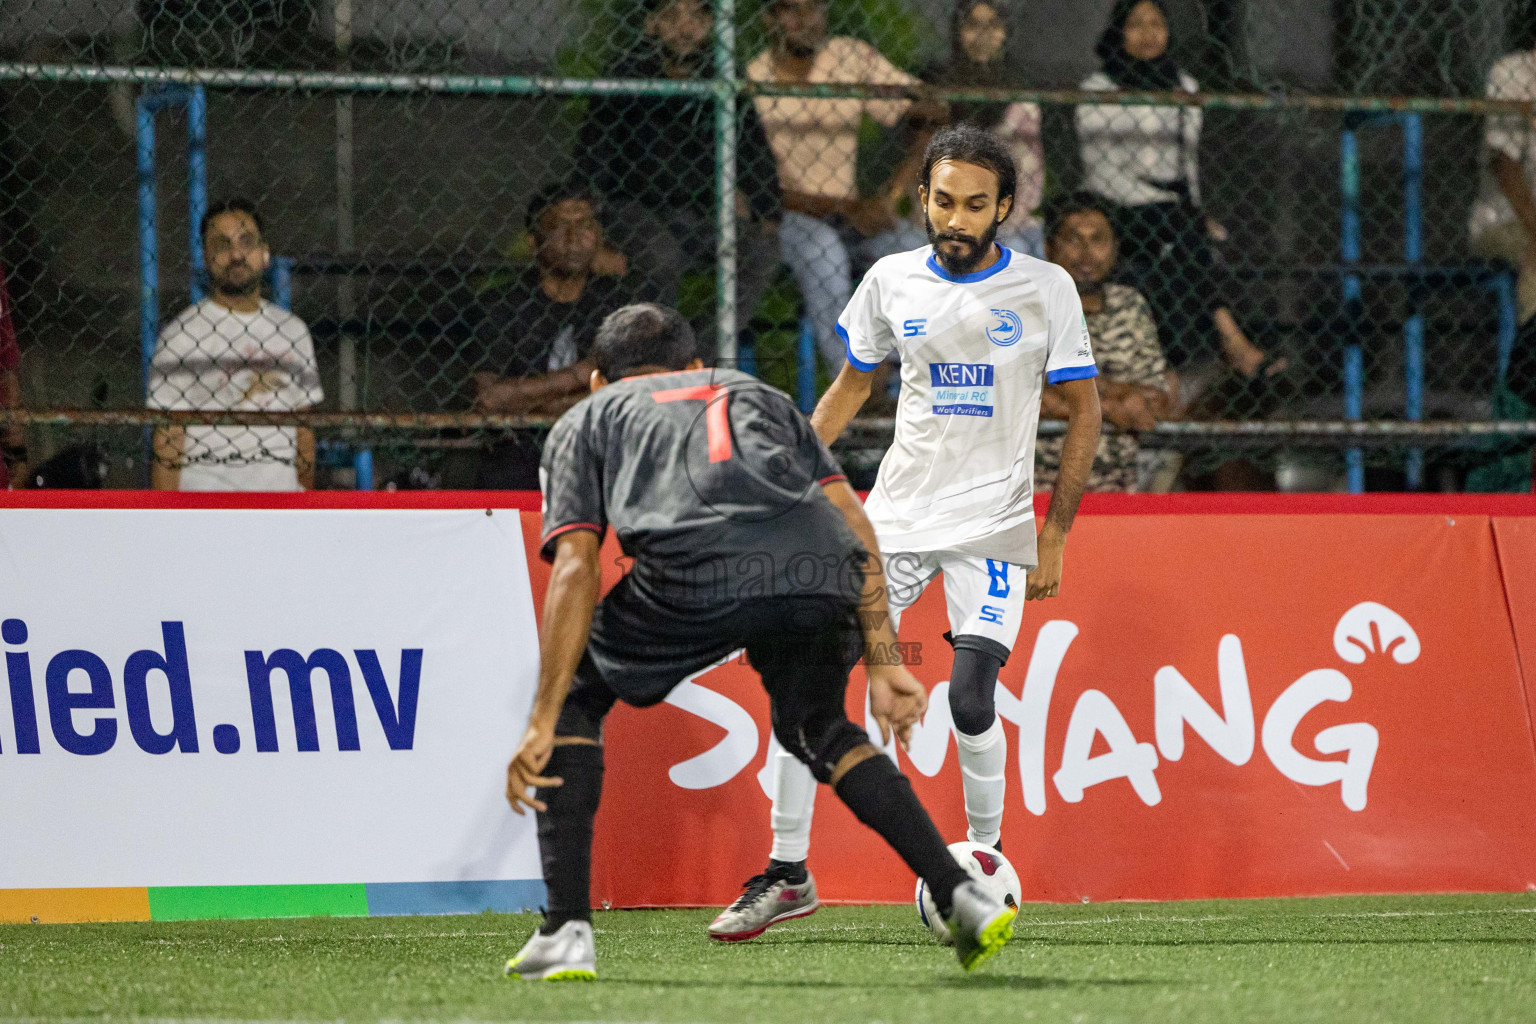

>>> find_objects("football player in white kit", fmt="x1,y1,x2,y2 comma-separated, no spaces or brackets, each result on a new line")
709,124,1103,941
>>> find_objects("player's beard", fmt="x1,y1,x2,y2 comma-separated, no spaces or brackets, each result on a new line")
925,212,1000,276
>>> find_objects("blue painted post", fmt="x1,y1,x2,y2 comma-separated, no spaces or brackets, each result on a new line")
353,449,374,491
137,95,159,398
136,94,160,484
797,316,816,413
738,335,755,377
1340,127,1365,493
1494,272,1517,384
271,256,294,311
187,86,208,304
1401,113,1424,490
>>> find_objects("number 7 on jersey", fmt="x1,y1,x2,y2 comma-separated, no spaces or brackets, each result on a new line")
652,383,733,462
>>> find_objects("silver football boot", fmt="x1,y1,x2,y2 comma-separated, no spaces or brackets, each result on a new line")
707,871,819,941
504,920,596,981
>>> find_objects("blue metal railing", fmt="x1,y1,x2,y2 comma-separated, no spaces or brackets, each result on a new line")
136,84,206,400
1338,112,1515,492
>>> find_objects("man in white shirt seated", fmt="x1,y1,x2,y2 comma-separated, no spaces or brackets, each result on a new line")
149,199,324,491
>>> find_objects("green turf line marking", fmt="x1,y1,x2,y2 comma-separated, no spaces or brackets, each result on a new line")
147,884,369,921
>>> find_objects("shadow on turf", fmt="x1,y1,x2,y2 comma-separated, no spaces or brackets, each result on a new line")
601,974,1158,991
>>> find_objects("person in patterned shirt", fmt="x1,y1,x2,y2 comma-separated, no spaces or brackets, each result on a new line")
1037,191,1175,492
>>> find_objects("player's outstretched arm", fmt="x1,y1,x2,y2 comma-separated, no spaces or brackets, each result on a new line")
809,363,875,448
822,479,928,749
506,529,602,815
1028,376,1102,601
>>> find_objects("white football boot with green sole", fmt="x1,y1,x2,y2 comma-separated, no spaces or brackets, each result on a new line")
944,880,1015,971
504,920,596,981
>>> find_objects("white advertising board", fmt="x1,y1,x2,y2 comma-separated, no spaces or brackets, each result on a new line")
0,508,541,894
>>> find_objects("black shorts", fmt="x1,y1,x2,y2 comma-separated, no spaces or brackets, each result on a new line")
555,574,869,782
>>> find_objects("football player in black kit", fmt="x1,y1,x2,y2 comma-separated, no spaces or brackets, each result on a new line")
503,303,1015,979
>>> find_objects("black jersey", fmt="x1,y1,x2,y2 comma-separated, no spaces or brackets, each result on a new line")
538,368,865,607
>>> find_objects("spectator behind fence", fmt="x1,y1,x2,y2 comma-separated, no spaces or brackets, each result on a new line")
1037,192,1175,493
472,181,640,489
579,0,782,359
865,0,1044,265
0,256,23,488
1470,45,1536,324
149,200,323,491
1075,0,1280,386
748,0,943,376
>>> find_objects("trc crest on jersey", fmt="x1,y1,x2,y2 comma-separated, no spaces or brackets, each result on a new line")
986,308,1023,347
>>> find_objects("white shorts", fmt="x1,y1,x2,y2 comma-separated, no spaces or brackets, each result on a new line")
882,549,1028,657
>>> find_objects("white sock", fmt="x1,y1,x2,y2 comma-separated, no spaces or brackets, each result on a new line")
955,717,1006,847
769,747,818,863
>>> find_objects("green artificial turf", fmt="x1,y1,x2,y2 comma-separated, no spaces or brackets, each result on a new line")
1,894,1533,1023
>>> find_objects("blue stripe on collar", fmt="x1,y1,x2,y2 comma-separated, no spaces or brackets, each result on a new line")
925,245,1013,283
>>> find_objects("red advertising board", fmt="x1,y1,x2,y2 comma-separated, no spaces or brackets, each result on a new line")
523,507,1536,907
1492,516,1536,761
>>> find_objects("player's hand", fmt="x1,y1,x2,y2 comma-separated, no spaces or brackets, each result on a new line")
867,664,929,751
506,720,561,815
1026,528,1066,600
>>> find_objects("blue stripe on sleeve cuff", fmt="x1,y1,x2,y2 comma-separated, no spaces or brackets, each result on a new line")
1046,364,1099,384
837,323,880,372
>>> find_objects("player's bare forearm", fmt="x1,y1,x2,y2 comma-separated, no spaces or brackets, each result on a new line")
507,529,601,814
1043,377,1102,538
823,478,928,746
532,530,603,729
1028,378,1099,601
810,364,874,446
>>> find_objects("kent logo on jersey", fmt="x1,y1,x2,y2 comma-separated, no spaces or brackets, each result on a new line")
929,362,995,418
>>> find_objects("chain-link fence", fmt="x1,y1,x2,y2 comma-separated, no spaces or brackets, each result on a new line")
4,0,1536,493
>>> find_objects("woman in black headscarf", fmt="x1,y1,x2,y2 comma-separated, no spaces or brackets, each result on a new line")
1076,0,1280,384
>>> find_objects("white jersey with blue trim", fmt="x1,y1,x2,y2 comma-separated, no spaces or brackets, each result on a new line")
836,244,1097,567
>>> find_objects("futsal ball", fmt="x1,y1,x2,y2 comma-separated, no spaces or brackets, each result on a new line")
915,841,1021,944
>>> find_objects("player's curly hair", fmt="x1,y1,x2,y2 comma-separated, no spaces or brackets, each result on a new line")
593,303,697,380
919,124,1017,208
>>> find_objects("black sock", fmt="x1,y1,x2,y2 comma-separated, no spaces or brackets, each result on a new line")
539,912,581,936
535,743,604,935
833,755,969,916
767,858,807,884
